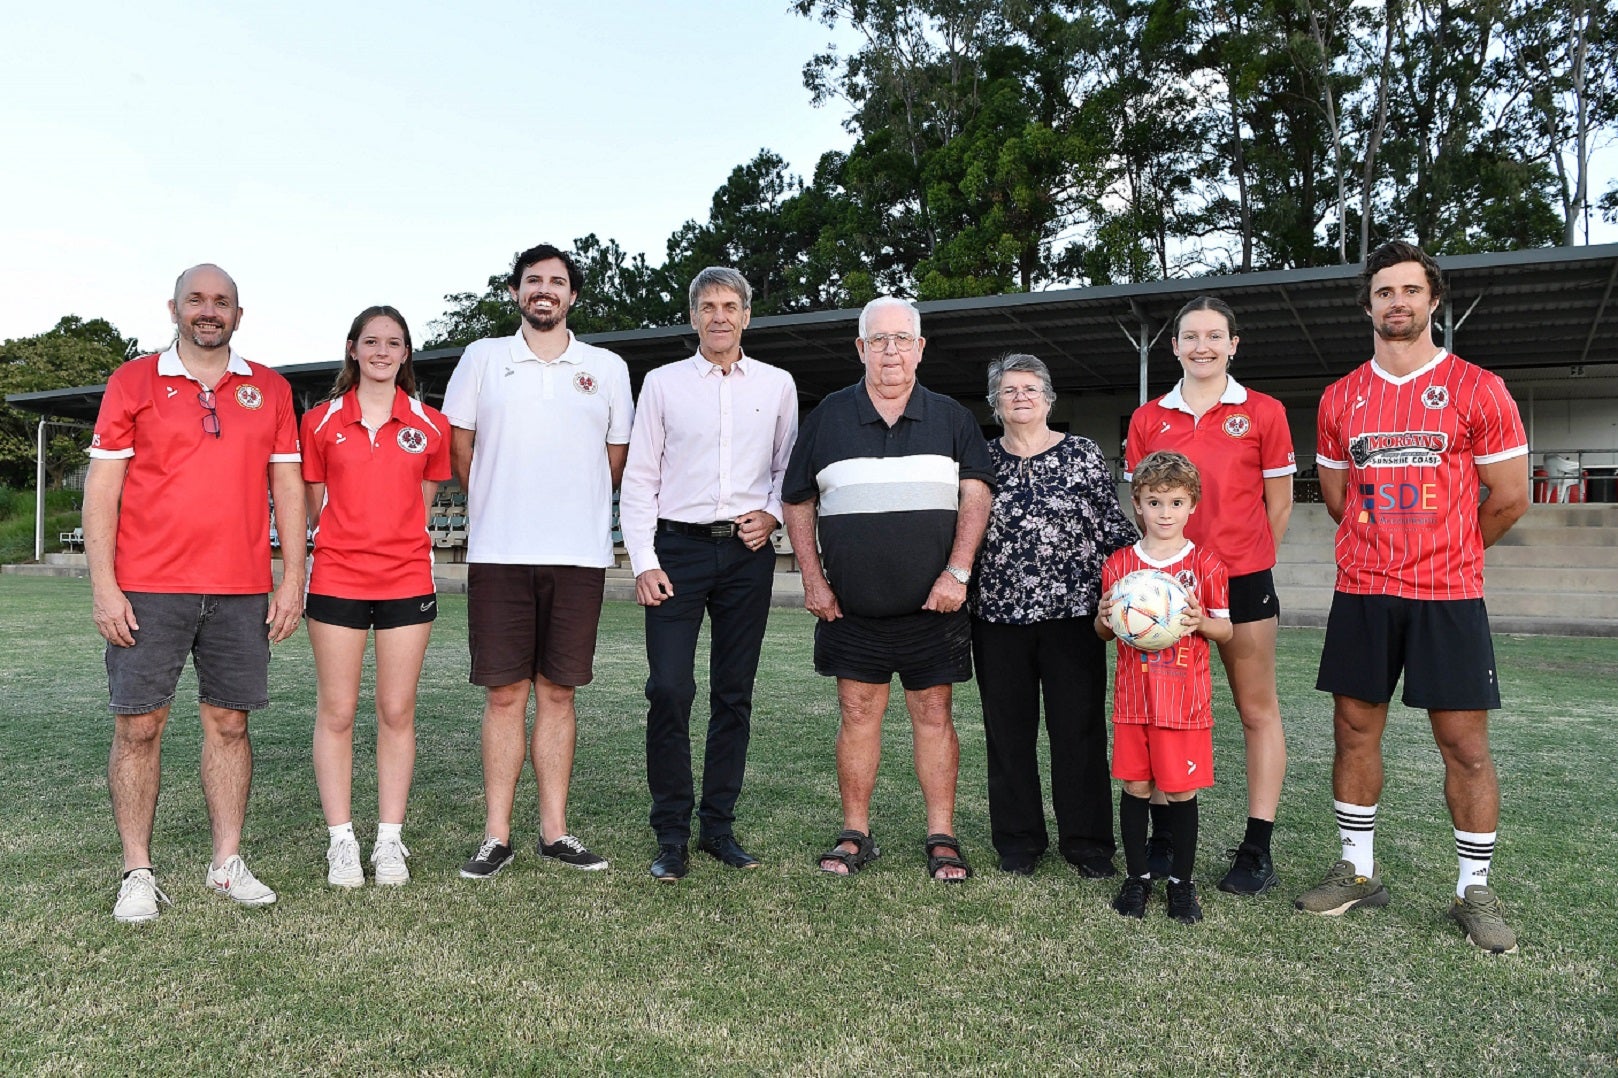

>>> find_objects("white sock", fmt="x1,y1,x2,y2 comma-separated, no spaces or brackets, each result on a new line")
376,822,403,844
1455,828,1496,898
1334,800,1377,877
328,822,356,845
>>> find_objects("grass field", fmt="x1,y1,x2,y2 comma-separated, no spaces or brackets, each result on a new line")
1,575,1614,1075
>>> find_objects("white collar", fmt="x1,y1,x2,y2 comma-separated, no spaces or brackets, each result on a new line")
1132,539,1195,568
1160,375,1247,415
1369,348,1448,386
156,344,252,380
509,329,580,365
690,351,750,377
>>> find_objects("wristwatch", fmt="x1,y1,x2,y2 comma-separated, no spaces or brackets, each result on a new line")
943,565,971,585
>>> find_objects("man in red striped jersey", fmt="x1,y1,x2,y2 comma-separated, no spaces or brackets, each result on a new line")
1296,241,1529,954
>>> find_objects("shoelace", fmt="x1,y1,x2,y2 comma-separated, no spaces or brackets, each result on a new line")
330,841,360,869
124,872,172,908
1463,890,1508,924
475,837,504,862
551,835,585,855
372,838,410,864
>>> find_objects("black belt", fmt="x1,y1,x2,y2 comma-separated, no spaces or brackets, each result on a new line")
658,519,739,540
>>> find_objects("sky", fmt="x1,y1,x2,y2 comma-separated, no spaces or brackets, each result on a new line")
0,1,858,365
4,4,1614,369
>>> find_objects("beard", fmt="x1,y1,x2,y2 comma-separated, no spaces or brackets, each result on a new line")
1374,309,1429,343
520,294,568,332
182,319,232,349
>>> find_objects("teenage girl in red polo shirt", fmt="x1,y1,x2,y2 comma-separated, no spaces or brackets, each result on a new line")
301,306,451,887
1125,296,1296,896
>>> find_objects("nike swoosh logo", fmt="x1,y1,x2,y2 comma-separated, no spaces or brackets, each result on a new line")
419,601,436,612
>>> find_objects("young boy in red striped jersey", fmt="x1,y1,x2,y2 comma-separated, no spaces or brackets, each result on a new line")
1097,451,1232,923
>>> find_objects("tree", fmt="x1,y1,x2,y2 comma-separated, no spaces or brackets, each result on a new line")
0,317,137,487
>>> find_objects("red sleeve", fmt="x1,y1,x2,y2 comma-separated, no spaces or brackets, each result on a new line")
1256,395,1296,476
426,405,452,482
269,374,300,461
1470,372,1527,462
1124,406,1149,475
90,361,142,456
1202,551,1230,612
1101,550,1124,594
299,410,326,483
1316,385,1346,467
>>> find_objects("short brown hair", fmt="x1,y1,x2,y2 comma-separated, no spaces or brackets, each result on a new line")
1131,450,1201,503
1357,240,1445,308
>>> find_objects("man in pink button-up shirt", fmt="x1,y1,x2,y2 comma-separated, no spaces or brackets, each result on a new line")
618,267,798,881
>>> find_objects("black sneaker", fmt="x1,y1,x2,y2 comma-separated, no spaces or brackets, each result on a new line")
1217,842,1278,896
1146,834,1173,879
539,834,608,871
1111,875,1151,918
1166,879,1203,924
459,837,514,879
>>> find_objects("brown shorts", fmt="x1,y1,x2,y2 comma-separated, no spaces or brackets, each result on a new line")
466,564,606,688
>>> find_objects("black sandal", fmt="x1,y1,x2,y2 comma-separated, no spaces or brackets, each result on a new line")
817,829,880,875
924,833,973,882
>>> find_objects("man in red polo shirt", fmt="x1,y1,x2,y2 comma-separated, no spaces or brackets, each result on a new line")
84,264,305,923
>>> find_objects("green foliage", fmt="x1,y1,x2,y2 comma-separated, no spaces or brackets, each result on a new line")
0,317,138,488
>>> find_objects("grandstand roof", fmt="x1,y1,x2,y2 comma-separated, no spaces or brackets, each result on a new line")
11,243,1618,423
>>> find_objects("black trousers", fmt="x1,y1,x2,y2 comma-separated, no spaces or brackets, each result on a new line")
645,531,775,844
971,616,1115,862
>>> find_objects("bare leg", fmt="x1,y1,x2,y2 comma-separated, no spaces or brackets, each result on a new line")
1331,695,1389,807
1429,710,1499,833
199,703,252,864
481,681,532,843
309,619,367,827
373,622,431,825
1218,616,1286,822
907,684,964,880
110,707,169,872
531,673,578,843
819,678,888,874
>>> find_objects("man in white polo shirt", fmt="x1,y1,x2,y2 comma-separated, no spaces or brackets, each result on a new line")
619,267,798,881
442,243,633,878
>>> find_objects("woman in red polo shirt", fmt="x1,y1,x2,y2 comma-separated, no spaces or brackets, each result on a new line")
1126,296,1295,897
301,306,451,888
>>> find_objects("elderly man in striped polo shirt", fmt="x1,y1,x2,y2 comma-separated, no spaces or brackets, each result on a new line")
783,296,994,883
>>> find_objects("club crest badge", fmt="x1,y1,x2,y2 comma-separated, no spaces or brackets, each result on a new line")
396,427,428,454
1422,385,1450,410
1222,413,1251,438
573,372,598,395
1176,569,1198,592
235,384,264,410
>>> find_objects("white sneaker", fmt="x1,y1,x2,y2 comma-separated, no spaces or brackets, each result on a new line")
206,854,278,906
371,835,410,886
114,868,171,923
327,836,364,888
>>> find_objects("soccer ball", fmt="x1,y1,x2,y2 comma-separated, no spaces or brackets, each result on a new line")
1106,569,1192,652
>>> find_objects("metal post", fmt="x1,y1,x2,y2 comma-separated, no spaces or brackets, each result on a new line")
1139,318,1149,407
1443,301,1453,354
34,419,46,562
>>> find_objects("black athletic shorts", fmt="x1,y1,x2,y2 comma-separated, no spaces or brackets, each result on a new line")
1315,593,1501,710
306,593,438,631
1227,569,1280,624
814,608,972,691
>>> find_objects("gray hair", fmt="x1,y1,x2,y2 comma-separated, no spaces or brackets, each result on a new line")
688,267,752,312
857,296,922,340
986,353,1057,425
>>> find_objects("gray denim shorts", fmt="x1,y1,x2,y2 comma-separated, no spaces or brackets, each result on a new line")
105,593,271,714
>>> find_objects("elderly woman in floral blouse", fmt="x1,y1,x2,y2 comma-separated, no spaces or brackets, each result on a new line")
969,353,1138,877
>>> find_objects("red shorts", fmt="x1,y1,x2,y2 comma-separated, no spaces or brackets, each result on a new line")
1111,723,1214,794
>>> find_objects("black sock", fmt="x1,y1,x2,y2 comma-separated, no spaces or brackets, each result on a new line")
1243,816,1274,853
1166,797,1199,882
122,867,152,880
1120,792,1151,878
1149,799,1172,842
